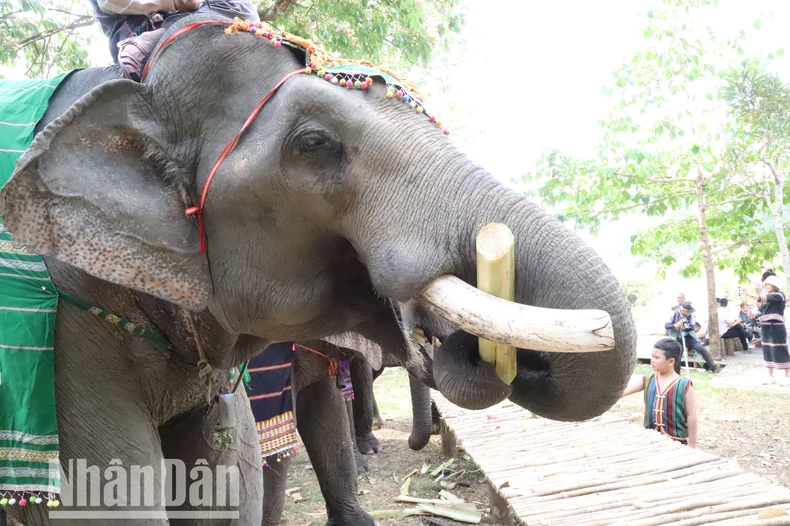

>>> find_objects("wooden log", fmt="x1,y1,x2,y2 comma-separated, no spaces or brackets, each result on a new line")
475,223,517,383
419,274,615,353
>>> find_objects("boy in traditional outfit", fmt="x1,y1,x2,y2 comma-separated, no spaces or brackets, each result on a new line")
621,338,698,448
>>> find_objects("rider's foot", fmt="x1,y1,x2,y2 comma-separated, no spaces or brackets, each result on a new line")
118,28,166,81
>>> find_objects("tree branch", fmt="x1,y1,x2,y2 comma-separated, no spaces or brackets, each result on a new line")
711,239,750,255
595,191,696,215
15,16,94,49
0,10,24,21
258,0,298,21
760,156,782,185
702,195,758,209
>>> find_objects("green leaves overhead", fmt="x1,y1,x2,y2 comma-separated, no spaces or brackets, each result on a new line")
1,0,465,79
0,0,93,79
270,0,464,70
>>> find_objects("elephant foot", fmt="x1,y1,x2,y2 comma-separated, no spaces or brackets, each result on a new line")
327,510,377,526
356,431,381,455
354,450,370,473
371,414,384,430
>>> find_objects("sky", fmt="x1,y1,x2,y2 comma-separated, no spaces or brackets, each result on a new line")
413,0,790,287
18,0,790,294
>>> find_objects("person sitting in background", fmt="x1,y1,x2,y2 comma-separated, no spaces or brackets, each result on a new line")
665,301,720,373
671,292,686,311
718,298,750,352
739,302,759,347
694,321,708,346
88,0,260,81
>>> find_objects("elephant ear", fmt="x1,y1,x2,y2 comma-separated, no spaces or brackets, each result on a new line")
0,79,210,310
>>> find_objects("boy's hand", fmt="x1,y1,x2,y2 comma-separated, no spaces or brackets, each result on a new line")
174,0,201,11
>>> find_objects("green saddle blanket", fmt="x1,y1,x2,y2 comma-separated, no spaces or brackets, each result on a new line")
0,71,71,505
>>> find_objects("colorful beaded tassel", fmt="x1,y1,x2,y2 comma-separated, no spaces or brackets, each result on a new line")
225,19,450,135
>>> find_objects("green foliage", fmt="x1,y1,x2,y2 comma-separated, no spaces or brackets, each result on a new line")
0,0,465,79
1,0,93,78
271,0,464,71
620,276,660,309
523,0,789,284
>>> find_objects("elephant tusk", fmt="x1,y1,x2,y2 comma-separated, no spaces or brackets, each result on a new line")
418,275,615,353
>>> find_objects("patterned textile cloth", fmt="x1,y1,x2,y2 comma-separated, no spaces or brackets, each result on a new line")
760,291,789,369
642,373,693,444
245,343,298,467
0,72,72,503
339,360,354,401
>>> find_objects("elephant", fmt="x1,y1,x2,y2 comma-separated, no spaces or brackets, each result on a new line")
0,12,637,526
256,340,436,526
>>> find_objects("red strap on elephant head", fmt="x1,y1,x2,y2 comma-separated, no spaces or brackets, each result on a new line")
140,20,306,253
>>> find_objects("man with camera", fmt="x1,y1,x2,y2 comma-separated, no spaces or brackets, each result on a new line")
665,301,720,373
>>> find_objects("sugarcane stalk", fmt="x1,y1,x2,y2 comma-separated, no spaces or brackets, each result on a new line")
476,223,516,383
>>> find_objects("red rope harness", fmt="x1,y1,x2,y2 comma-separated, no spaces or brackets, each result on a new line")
140,20,306,253
292,343,340,377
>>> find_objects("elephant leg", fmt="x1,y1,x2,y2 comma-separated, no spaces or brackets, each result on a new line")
349,358,381,455
159,388,262,526
345,399,369,474
370,368,385,429
407,373,432,451
295,375,374,526
261,455,290,526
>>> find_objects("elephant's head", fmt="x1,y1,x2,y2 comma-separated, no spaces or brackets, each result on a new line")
0,14,636,421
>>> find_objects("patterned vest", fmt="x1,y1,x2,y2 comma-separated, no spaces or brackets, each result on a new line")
642,373,693,443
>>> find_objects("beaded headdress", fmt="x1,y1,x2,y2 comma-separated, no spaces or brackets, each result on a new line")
224,19,449,135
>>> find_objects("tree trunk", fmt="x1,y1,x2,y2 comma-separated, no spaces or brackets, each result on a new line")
770,166,790,292
695,169,721,357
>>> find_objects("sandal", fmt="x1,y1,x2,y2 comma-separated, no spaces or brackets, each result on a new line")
118,29,166,82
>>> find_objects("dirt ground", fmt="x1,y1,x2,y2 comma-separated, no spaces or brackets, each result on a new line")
278,360,790,525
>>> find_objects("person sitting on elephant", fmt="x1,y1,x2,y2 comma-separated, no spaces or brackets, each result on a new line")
88,0,259,80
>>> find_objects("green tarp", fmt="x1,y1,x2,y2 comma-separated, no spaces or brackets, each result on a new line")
0,71,71,500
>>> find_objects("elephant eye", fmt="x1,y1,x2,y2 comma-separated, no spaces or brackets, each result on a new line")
297,131,331,152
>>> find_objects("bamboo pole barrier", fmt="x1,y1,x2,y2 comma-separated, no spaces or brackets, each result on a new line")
525,465,743,503
711,519,790,526
523,461,733,498
637,502,790,526
554,492,790,526
468,445,674,472
511,477,776,521
667,509,780,526
475,223,517,383
512,478,767,521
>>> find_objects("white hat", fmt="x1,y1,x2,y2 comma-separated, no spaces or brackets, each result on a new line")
764,275,783,291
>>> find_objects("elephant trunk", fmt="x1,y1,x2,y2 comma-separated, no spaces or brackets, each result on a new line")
427,180,637,421
407,372,434,450
433,330,512,410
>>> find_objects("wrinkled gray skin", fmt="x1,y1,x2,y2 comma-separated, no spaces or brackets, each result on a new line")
261,344,435,526
0,11,636,526
260,345,373,526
